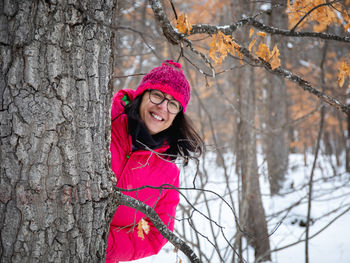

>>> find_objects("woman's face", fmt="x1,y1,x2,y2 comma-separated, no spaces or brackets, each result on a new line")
139,90,177,135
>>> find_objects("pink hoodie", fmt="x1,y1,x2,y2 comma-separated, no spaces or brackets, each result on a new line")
106,89,180,263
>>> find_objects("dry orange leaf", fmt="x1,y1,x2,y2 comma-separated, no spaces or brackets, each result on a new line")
249,28,254,38
256,43,270,61
208,34,219,62
176,13,192,34
137,218,150,240
345,23,350,32
141,218,150,234
287,0,342,31
137,220,145,240
248,38,257,52
338,74,345,88
270,45,281,70
337,61,350,88
257,31,267,37
256,43,281,69
208,31,240,64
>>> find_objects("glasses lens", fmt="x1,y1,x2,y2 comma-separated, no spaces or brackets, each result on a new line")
149,89,182,114
168,100,181,114
149,90,164,104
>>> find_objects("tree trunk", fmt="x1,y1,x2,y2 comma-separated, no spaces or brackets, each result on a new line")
1,1,117,262
262,1,289,196
262,74,289,195
237,67,271,262
346,111,350,172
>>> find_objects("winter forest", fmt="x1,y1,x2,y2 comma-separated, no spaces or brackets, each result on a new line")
1,0,350,263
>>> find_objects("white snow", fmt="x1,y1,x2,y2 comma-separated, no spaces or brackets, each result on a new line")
260,4,271,11
130,152,350,263
299,60,310,67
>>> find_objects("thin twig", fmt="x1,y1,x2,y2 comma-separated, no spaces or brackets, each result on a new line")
290,0,339,32
114,190,201,263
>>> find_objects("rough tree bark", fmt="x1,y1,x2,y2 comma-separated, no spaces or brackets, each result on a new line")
262,1,289,196
262,73,289,195
0,0,117,262
237,66,271,262
347,107,350,172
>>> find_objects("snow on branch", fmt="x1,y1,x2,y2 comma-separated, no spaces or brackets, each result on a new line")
188,18,350,43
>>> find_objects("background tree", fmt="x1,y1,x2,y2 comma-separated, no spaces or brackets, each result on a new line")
146,0,350,262
260,0,289,196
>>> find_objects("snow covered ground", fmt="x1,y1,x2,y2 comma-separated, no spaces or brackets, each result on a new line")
131,153,350,263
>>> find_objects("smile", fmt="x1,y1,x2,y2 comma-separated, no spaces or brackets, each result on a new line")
151,112,163,121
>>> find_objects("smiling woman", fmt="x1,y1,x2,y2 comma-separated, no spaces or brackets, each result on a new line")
139,89,178,135
106,60,203,263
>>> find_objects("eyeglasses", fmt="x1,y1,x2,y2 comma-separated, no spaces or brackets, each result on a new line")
148,89,183,114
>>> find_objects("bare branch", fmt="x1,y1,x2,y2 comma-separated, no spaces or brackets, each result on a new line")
148,0,350,116
114,26,161,59
190,18,350,43
271,206,350,253
114,190,201,263
149,0,183,45
238,46,350,115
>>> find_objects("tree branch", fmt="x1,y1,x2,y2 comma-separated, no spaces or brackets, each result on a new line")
290,0,339,32
114,189,201,263
149,0,183,45
236,46,350,115
271,205,350,253
148,0,350,116
189,18,350,43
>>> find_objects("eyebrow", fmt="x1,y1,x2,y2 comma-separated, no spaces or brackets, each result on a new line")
158,90,175,101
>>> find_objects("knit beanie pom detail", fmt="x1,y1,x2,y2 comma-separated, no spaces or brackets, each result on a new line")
163,60,182,69
135,60,190,112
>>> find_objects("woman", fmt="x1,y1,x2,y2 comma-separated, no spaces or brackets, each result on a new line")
106,60,203,262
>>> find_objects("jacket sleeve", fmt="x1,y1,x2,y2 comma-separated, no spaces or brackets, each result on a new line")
106,175,180,263
111,89,136,120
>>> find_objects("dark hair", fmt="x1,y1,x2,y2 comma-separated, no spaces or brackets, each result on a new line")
124,94,203,165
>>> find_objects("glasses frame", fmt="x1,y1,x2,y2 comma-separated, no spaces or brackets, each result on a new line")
147,89,183,114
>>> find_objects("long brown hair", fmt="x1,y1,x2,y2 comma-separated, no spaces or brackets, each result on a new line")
124,94,203,165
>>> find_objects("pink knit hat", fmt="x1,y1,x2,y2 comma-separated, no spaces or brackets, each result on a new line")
134,60,191,112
